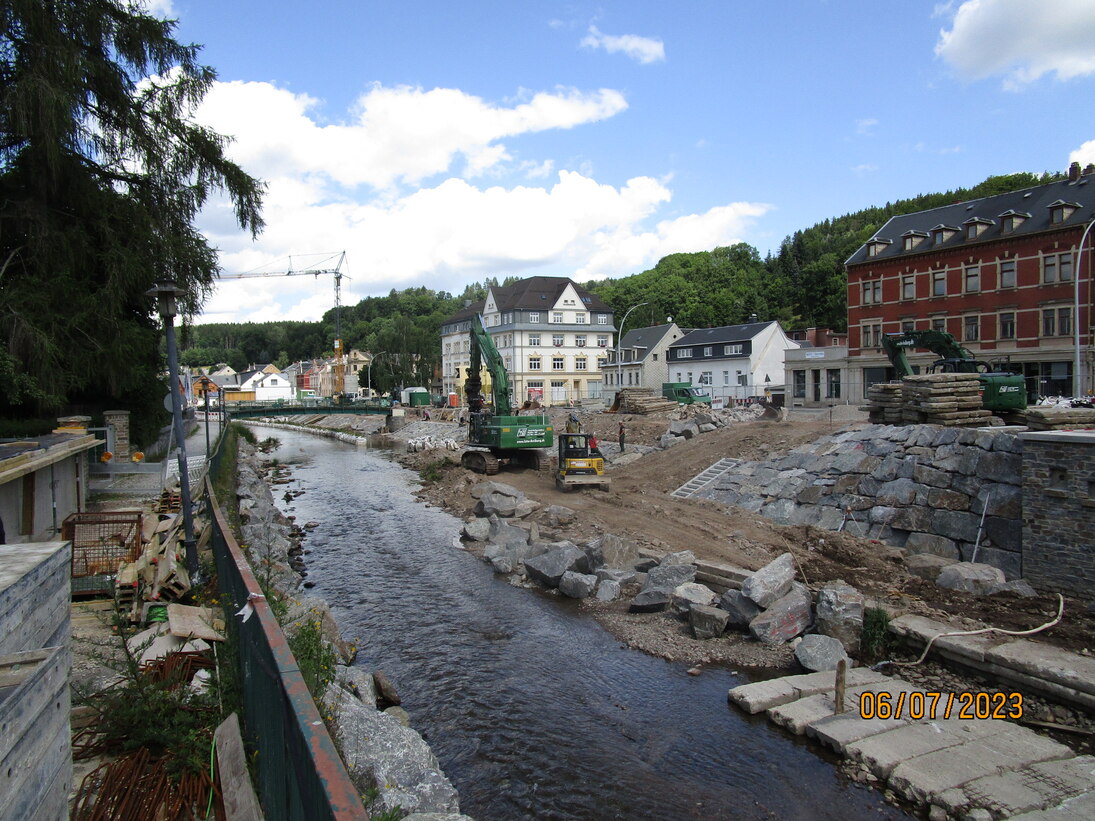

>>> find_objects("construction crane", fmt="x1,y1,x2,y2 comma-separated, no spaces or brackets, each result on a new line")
218,252,350,396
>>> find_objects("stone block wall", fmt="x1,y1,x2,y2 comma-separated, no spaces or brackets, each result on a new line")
694,424,1026,579
1021,431,1095,598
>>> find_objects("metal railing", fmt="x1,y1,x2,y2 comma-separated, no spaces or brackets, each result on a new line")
205,441,366,820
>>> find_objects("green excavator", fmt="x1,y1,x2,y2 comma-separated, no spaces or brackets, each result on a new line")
461,314,553,474
880,330,1027,412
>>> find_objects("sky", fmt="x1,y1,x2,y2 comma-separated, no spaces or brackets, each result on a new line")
152,0,1095,325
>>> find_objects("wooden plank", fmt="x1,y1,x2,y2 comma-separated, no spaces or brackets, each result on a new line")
215,713,266,821
167,604,224,642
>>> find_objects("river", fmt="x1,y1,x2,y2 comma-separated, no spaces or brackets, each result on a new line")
269,428,907,820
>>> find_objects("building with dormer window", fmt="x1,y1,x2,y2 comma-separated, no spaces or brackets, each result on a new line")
440,277,615,406
846,164,1095,399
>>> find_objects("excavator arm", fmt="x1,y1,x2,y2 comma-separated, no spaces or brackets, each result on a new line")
882,330,977,376
466,314,512,413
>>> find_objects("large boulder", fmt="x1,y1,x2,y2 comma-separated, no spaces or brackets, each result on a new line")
718,589,761,628
461,518,490,542
596,567,637,586
905,553,956,582
661,550,697,566
523,545,586,588
470,480,525,501
690,604,730,640
487,515,529,549
629,560,696,612
558,571,598,599
936,562,1007,595
670,583,717,617
814,582,864,656
475,491,518,518
741,552,795,608
597,533,639,569
794,634,850,672
595,579,621,602
542,504,575,526
749,586,812,645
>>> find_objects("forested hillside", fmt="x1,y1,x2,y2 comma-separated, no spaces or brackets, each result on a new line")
183,172,1059,392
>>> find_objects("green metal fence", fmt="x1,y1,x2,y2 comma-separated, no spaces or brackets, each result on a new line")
205,437,366,820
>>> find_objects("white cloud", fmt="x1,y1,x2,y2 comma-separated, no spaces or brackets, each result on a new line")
581,26,666,64
139,0,175,16
852,164,878,175
936,0,1095,89
1071,139,1095,167
856,118,879,136
194,79,768,323
196,81,627,191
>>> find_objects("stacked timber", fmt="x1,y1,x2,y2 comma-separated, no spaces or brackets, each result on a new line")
899,373,992,426
615,388,678,414
864,382,903,424
114,511,208,622
1021,407,1095,431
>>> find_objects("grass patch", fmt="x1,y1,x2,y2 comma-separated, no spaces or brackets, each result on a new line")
419,458,448,483
287,610,339,701
860,607,893,663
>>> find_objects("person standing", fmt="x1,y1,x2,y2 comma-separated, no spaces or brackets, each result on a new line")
618,420,626,453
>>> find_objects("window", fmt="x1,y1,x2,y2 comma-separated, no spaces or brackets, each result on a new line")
528,333,540,346
703,346,712,357
1043,253,1073,283
964,315,979,342
737,372,747,387
901,320,915,332
576,357,587,371
1043,308,1056,337
552,311,564,323
597,314,609,325
964,265,980,293
793,370,806,398
826,369,841,399
552,356,565,370
699,371,713,385
724,344,743,355
902,276,915,300
932,270,946,296
576,334,586,347
529,357,542,370
999,259,1016,288
676,349,693,359
529,312,540,323
999,312,1015,340
597,335,608,347
502,312,513,324
861,324,881,348
861,280,882,304
723,371,730,385
575,312,587,324
1058,306,1073,336
552,334,564,347
932,317,947,333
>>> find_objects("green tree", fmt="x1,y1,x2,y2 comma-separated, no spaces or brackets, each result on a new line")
0,0,263,440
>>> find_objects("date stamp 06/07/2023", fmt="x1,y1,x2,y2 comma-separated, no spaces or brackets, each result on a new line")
858,691,1024,721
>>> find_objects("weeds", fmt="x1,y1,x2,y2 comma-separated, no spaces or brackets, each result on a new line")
258,435,281,453
860,607,893,663
419,458,447,483
288,610,339,700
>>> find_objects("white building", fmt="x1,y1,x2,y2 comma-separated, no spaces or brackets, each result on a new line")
440,277,615,407
666,320,800,404
603,322,685,391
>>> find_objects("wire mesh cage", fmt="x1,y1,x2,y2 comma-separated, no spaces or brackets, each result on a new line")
62,511,143,596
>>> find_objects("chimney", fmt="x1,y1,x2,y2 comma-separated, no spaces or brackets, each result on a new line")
1085,164,1095,176
748,313,758,323
1069,161,1081,182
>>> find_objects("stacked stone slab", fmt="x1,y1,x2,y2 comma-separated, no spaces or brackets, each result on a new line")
615,388,678,414
688,423,1025,578
1021,406,1095,431
899,373,992,426
865,382,903,424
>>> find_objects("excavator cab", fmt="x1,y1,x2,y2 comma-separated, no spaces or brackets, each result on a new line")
555,432,610,491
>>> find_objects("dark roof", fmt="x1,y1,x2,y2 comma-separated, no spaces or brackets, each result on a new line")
846,175,1095,265
670,321,777,348
490,276,611,312
619,323,680,362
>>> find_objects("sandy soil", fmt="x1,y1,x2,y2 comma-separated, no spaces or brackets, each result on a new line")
399,408,1095,663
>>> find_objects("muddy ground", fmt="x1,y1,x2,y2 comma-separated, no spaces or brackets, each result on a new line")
398,407,1095,667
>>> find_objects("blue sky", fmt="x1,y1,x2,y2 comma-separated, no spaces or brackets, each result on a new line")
156,0,1095,324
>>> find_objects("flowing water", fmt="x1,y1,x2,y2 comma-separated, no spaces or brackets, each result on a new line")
269,429,907,820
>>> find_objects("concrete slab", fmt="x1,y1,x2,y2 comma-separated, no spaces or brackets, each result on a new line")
1008,790,1095,820
935,755,1095,818
888,723,1073,804
768,680,918,737
807,712,909,753
727,667,887,714
846,719,1013,779
984,641,1095,700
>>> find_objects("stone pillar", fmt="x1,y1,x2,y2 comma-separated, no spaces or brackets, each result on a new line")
102,410,131,460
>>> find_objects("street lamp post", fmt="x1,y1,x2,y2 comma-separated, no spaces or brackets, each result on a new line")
1074,218,1095,398
146,281,200,581
615,302,649,391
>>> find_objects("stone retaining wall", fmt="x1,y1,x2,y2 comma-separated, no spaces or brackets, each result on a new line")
1021,430,1095,598
693,424,1025,578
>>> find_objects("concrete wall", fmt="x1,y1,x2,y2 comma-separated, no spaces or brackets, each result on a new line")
0,543,72,821
1021,431,1095,598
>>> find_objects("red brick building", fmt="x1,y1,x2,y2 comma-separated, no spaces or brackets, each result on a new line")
846,165,1095,400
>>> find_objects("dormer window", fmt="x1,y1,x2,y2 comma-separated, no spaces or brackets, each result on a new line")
902,230,929,251
963,217,994,240
998,209,1030,233
1048,199,1080,225
930,224,959,246
866,237,892,257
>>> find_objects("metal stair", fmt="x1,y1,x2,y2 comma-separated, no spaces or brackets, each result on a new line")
671,458,739,499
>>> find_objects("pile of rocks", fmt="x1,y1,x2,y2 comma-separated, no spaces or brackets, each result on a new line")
865,382,902,424
406,435,460,453
658,407,763,448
